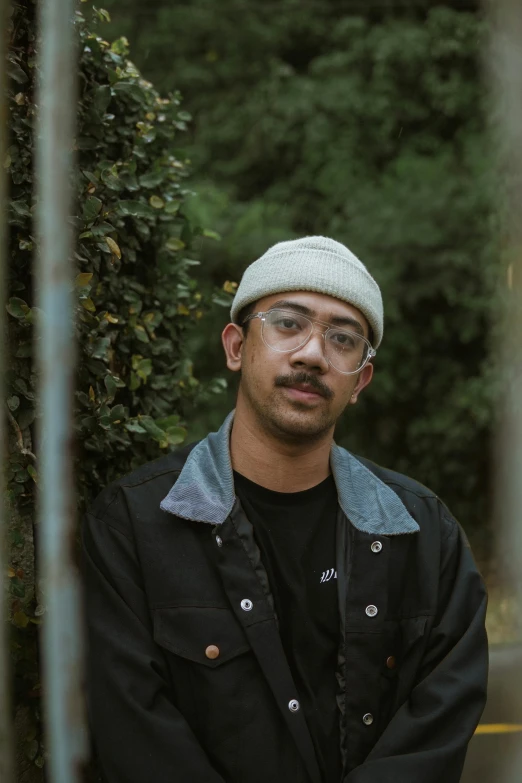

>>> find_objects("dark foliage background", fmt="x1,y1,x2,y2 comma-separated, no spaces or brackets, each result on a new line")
99,0,497,548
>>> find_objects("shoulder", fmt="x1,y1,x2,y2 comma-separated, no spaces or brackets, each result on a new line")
354,454,456,540
87,440,199,526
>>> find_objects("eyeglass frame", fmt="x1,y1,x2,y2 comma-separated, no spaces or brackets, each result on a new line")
241,308,377,375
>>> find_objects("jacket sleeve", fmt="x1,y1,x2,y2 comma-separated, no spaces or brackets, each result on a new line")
82,495,225,783
345,514,488,783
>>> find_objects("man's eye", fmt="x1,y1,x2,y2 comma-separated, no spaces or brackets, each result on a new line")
331,331,356,347
275,317,300,329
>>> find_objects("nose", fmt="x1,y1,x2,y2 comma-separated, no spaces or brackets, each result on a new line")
289,327,329,373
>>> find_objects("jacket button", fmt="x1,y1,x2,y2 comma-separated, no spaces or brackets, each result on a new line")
288,699,300,713
371,541,382,553
365,604,378,618
362,713,374,726
215,535,223,548
386,655,396,670
205,645,220,660
240,599,253,612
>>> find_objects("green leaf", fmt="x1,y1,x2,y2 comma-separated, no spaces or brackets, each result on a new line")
90,337,111,360
134,325,150,343
156,414,180,429
125,419,146,434
129,372,141,391
164,200,181,215
101,168,122,191
138,416,167,442
82,170,99,186
94,7,111,22
8,62,29,85
139,170,165,188
6,297,30,319
104,374,117,397
165,237,185,252
83,196,103,222
10,200,31,217
117,200,154,218
90,222,116,237
111,37,130,56
203,229,222,241
112,81,145,102
149,195,165,209
110,404,126,422
75,272,93,288
81,298,96,312
166,426,187,446
93,84,111,114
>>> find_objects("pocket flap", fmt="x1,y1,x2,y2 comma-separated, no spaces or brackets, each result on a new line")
153,606,251,667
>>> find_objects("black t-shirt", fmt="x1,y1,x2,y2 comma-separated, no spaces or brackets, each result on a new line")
233,471,342,783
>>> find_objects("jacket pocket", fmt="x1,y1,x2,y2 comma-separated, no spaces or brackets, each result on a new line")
153,606,251,668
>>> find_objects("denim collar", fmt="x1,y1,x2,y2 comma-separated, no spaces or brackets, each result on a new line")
160,411,419,536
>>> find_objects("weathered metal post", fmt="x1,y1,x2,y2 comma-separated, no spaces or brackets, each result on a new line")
35,0,88,779
0,0,15,780
487,0,522,780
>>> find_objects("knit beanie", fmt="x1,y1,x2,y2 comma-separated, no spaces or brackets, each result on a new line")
230,236,384,348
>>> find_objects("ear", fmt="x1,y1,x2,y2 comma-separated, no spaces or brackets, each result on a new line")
221,323,244,372
349,362,374,404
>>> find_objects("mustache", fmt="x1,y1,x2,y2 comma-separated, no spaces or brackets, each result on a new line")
274,372,334,401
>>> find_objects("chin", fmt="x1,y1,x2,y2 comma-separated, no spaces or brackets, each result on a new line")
264,405,335,442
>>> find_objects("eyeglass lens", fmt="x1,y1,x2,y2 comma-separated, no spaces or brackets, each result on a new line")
263,310,369,373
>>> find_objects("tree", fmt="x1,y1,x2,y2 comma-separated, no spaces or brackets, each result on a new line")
101,0,496,541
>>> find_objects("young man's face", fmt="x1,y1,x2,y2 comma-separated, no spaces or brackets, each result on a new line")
222,291,374,443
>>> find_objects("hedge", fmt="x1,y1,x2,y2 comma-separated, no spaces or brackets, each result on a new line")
5,3,228,775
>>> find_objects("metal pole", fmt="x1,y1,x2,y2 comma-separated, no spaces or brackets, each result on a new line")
487,1,522,780
35,0,88,779
0,0,15,779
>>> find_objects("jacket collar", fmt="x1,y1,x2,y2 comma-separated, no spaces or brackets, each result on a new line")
160,411,419,536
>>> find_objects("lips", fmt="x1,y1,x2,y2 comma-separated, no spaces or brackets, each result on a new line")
284,385,324,402
288,383,324,397
274,373,333,401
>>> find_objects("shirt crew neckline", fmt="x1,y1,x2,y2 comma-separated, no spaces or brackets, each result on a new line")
233,470,336,507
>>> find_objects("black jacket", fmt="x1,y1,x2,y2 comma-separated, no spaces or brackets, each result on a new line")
83,413,488,783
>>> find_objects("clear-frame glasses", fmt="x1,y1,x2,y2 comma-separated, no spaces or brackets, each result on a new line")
242,309,376,375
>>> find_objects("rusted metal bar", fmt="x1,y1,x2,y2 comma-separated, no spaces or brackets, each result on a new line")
487,1,522,780
35,0,88,780
0,0,15,780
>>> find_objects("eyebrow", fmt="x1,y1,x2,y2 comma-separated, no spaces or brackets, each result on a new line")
268,300,366,337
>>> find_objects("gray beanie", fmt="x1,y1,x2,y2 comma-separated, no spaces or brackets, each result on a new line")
230,236,384,348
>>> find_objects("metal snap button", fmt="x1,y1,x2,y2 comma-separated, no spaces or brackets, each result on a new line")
288,699,300,713
386,655,396,670
205,645,220,660
240,599,253,612
363,713,374,726
365,604,378,618
371,541,382,553
215,535,223,547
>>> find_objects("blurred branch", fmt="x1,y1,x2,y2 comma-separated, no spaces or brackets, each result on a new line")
486,0,522,779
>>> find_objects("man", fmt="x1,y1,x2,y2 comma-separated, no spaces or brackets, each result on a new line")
83,236,488,783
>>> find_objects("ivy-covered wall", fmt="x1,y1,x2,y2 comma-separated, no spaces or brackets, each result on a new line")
5,3,227,777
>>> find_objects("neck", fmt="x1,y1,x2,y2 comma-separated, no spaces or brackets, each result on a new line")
229,399,334,493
